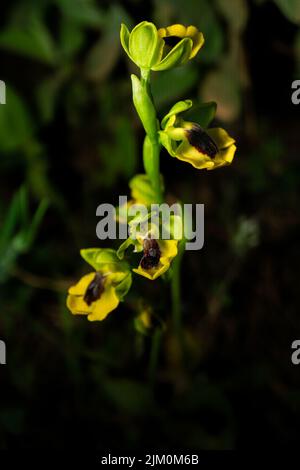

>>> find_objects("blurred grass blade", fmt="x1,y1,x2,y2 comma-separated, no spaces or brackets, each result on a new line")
0,191,21,252
24,199,49,248
18,186,29,230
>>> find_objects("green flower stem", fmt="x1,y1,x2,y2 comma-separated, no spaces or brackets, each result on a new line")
140,68,152,100
143,137,163,204
148,328,162,386
171,239,185,337
140,69,163,204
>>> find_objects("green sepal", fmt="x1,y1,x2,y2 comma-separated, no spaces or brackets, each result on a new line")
128,21,163,69
120,23,132,61
80,248,129,272
161,99,193,129
158,131,177,157
117,238,136,260
152,37,193,71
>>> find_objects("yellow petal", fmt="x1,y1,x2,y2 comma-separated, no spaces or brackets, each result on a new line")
67,272,120,321
207,128,235,150
186,25,199,38
159,239,178,259
68,272,96,296
186,26,204,58
67,294,91,316
133,263,169,280
161,24,187,38
208,144,237,170
157,27,167,38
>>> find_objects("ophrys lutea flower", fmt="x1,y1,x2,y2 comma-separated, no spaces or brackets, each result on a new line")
133,237,178,281
67,249,132,321
160,100,237,170
157,24,204,61
120,21,204,71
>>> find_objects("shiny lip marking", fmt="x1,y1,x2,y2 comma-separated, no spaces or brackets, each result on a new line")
140,238,161,270
186,124,218,158
84,272,105,306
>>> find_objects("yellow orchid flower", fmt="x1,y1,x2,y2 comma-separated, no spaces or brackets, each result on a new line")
67,272,119,321
158,24,204,60
120,22,204,71
67,248,132,321
133,238,178,280
160,101,237,170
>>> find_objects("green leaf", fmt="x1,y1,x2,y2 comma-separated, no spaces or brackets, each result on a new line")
55,0,105,27
58,20,85,60
36,67,72,124
85,34,120,82
0,17,56,65
274,0,300,24
185,101,217,128
84,3,127,80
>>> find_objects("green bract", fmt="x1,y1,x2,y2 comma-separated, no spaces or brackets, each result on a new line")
131,74,157,141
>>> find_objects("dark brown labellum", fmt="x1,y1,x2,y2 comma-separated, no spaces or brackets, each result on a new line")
140,238,161,270
163,35,182,48
84,272,105,306
186,124,218,158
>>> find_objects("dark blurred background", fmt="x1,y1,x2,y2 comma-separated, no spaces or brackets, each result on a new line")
0,0,299,450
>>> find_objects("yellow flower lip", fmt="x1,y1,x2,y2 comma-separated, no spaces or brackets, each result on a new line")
158,24,204,59
133,239,178,280
67,271,120,321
